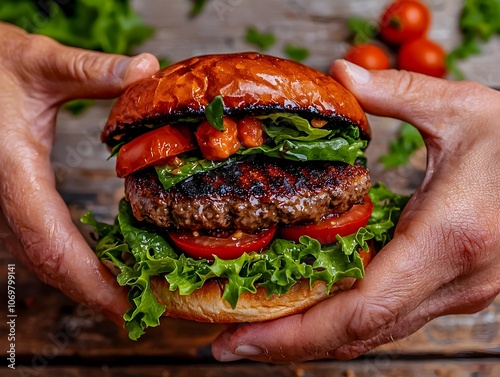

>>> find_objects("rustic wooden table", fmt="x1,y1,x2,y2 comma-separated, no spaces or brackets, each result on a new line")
1,0,499,376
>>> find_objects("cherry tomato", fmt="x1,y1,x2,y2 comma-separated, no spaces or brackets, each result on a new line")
116,125,196,178
277,196,374,244
342,44,391,71
169,227,277,260
237,117,265,148
195,117,241,161
380,0,431,45
398,37,447,78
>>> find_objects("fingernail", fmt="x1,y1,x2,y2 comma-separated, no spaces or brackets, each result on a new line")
218,350,245,362
234,344,264,356
115,56,134,79
342,59,371,85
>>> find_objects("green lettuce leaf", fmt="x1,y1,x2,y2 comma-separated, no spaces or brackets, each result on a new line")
154,113,367,191
379,122,425,169
239,138,366,163
260,113,332,142
155,156,242,191
82,183,407,340
240,113,367,163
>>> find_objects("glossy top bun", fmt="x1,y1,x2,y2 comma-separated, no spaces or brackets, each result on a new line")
102,53,370,146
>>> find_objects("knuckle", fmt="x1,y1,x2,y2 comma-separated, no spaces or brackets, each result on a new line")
440,215,492,275
20,225,67,285
343,294,400,344
18,34,58,66
67,51,101,83
394,70,421,105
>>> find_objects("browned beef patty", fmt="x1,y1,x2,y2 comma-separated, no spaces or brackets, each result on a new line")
125,158,370,233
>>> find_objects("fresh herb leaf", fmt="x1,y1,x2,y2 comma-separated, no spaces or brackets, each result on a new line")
347,16,379,45
155,156,242,191
240,138,366,163
108,142,125,160
205,95,225,131
447,0,500,79
284,44,310,62
0,0,155,115
242,113,367,164
259,113,332,143
62,99,95,116
0,0,155,55
158,57,172,69
245,26,276,51
155,113,367,192
190,0,208,17
379,122,425,169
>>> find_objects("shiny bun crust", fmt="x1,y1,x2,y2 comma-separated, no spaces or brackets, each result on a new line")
150,249,373,323
102,53,370,146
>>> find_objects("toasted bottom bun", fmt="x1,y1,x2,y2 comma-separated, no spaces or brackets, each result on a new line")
150,247,373,323
151,277,352,323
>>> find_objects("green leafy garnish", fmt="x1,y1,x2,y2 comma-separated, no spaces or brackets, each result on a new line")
241,113,366,164
0,0,154,55
379,122,425,169
156,156,242,191
205,95,225,131
158,57,172,69
63,99,95,116
190,0,208,17
284,44,310,62
447,0,500,80
82,183,407,340
0,0,156,115
153,113,367,191
245,26,276,51
347,16,379,45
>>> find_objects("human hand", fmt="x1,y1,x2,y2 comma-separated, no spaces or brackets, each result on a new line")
0,22,159,325
212,60,500,362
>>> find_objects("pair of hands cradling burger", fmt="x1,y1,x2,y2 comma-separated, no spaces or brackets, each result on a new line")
0,22,498,362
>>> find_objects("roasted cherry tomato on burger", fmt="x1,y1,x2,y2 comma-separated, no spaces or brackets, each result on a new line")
380,0,431,45
341,44,391,71
237,117,265,148
116,125,196,178
398,37,447,78
278,196,374,244
195,118,241,161
169,227,277,260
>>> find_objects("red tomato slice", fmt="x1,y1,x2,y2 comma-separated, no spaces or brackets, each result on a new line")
277,196,374,244
168,227,277,260
116,125,197,178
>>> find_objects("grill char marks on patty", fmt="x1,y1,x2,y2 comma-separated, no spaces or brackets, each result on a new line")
125,159,370,233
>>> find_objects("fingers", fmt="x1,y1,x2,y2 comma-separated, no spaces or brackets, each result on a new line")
0,145,130,325
329,59,498,141
333,267,500,359
0,26,159,103
212,211,458,363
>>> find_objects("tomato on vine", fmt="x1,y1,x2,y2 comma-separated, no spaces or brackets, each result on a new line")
380,0,431,45
398,37,447,78
341,43,391,71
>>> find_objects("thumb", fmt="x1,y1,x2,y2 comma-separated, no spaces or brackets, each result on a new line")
14,33,159,102
329,59,468,141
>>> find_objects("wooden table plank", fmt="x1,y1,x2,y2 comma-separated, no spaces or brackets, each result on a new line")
3,359,500,377
1,0,499,371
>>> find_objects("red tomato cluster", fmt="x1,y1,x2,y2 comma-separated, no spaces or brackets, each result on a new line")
339,0,447,78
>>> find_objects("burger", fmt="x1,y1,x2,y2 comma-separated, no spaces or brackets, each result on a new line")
83,52,407,340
